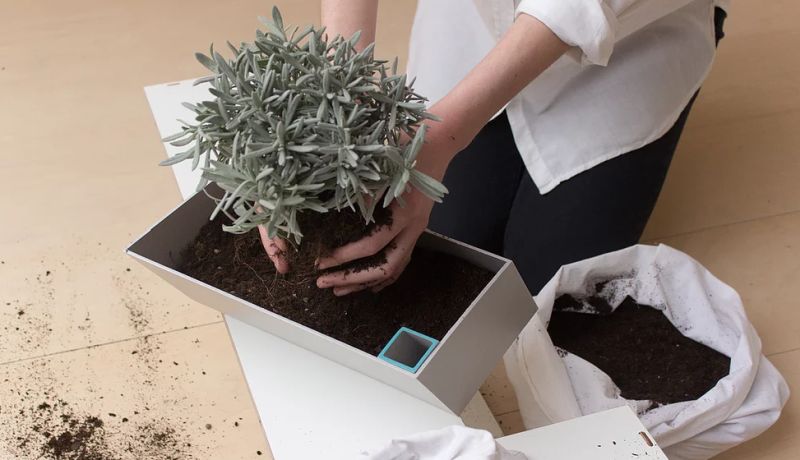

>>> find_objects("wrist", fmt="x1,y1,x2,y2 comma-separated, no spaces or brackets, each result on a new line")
413,100,477,182
428,97,479,153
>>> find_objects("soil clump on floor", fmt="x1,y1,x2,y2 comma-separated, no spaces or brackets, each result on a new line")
10,399,191,460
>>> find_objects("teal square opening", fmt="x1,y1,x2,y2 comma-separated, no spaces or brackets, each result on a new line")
378,327,439,373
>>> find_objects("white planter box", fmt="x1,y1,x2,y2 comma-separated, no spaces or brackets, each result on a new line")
127,186,537,413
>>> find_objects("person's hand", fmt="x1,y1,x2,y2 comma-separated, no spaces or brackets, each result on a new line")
314,101,471,295
258,226,290,274
258,98,469,289
315,186,436,296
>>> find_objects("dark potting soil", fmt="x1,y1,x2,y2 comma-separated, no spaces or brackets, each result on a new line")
10,399,193,460
43,414,107,460
548,295,731,405
179,207,495,355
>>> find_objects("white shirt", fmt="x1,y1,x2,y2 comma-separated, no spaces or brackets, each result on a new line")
407,0,727,193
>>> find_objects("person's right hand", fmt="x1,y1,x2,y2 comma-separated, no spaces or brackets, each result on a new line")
258,225,290,274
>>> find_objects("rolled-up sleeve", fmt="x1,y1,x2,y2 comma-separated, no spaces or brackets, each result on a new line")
516,0,700,66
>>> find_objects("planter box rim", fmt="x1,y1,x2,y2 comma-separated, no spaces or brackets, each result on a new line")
126,185,538,413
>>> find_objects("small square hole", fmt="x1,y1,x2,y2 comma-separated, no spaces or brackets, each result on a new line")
379,328,439,373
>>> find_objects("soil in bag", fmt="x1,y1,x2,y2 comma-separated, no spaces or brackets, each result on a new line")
179,207,494,356
548,295,731,406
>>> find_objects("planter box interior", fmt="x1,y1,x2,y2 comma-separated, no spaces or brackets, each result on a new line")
127,186,538,413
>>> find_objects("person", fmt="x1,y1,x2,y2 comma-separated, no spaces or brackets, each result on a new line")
262,0,728,296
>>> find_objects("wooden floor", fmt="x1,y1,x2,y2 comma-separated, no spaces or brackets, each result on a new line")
1,0,796,458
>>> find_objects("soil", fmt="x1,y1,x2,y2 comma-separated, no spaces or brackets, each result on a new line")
42,412,107,460
179,207,495,355
10,398,192,460
2,244,263,458
548,295,731,405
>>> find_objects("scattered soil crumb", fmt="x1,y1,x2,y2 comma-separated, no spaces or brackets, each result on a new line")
6,398,199,460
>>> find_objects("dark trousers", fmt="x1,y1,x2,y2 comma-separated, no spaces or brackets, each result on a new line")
428,105,689,294
429,8,726,294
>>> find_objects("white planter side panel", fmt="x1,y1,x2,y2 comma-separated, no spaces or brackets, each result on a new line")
497,406,668,459
226,317,462,460
144,80,211,199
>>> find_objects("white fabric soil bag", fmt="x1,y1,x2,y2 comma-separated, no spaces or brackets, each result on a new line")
504,244,789,459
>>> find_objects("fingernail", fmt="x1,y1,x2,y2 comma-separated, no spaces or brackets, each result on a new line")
316,277,327,288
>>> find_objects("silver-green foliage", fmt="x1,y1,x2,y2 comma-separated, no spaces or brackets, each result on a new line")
161,7,447,243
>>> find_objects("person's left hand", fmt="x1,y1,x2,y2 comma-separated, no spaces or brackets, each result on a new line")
315,186,436,296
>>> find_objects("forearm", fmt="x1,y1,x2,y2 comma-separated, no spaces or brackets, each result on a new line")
321,0,378,51
418,14,569,179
